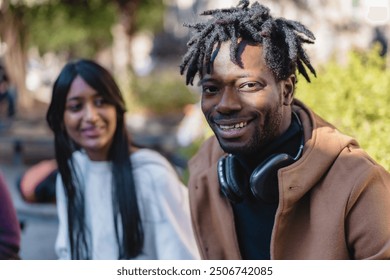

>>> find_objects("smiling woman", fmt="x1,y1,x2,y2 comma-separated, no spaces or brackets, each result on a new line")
63,76,117,161
46,59,200,260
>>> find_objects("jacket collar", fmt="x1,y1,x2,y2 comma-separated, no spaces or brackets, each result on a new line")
278,99,359,211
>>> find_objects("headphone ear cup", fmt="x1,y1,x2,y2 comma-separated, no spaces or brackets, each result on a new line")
218,155,247,203
249,153,295,203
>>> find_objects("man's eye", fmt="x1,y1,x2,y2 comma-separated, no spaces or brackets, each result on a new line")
239,82,262,92
202,86,219,95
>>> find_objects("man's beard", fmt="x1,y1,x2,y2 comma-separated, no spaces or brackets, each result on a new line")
214,108,283,159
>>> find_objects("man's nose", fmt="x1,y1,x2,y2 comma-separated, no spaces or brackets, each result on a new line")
215,87,242,114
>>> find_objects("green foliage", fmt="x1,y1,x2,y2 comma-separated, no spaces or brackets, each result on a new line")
9,0,165,57
134,0,165,33
23,1,116,57
297,47,390,171
177,137,207,184
131,71,199,115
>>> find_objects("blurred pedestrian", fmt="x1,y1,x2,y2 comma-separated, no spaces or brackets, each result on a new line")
46,59,199,260
0,65,16,119
17,159,57,203
0,171,21,259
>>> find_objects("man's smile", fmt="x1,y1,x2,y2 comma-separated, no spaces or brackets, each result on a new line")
213,118,253,139
218,121,248,131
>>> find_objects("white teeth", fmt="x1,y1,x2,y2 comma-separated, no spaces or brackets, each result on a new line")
219,122,247,130
220,125,233,130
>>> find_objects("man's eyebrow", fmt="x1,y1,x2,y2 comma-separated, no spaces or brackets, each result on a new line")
198,74,255,85
198,77,217,85
237,74,251,79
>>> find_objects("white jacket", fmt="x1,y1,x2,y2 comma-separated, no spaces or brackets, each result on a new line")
55,148,200,260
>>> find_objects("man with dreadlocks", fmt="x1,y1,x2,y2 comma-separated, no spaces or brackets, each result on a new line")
180,0,390,260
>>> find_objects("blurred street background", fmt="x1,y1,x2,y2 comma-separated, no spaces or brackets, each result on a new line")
0,0,389,259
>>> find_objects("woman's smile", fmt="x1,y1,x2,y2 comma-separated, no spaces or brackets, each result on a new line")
80,125,105,138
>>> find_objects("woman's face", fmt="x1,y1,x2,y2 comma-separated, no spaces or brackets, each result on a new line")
63,75,117,161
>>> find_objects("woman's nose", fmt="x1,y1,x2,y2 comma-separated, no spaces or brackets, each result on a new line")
84,103,98,122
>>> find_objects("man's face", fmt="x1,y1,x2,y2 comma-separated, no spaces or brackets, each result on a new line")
200,41,294,158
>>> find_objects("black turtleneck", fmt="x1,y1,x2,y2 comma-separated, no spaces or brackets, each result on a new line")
231,114,302,259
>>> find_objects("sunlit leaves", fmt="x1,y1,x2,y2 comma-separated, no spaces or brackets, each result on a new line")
297,47,390,171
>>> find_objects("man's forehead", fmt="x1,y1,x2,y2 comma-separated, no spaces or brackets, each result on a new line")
208,40,264,71
211,40,263,62
199,41,273,85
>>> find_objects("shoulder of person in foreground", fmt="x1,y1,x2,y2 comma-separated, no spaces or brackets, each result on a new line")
342,150,390,259
310,119,390,259
0,171,21,260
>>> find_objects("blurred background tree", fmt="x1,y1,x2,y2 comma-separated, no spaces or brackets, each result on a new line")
0,0,388,171
0,0,165,113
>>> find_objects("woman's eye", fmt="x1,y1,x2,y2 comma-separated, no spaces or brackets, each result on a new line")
66,103,82,112
239,82,262,92
94,97,106,107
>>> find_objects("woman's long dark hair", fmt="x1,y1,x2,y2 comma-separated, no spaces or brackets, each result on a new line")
47,59,143,259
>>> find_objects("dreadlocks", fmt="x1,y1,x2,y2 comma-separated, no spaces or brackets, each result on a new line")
180,0,316,85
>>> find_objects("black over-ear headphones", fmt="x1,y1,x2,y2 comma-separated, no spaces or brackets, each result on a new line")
217,112,304,204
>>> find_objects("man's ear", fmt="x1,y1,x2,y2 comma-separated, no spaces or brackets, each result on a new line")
281,74,296,106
